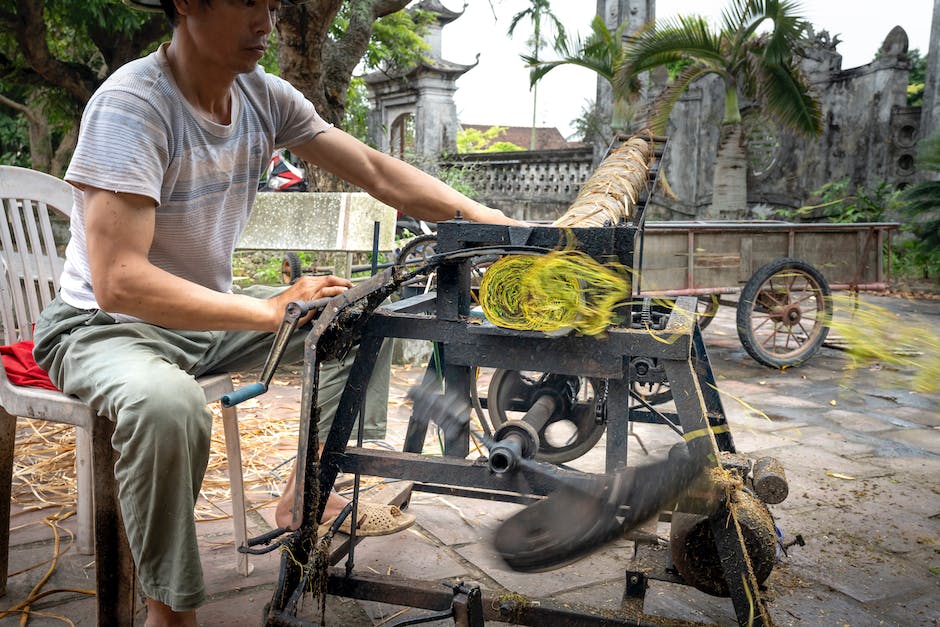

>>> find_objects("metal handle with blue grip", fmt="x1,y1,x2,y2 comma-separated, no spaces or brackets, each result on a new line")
219,297,332,408
221,382,267,407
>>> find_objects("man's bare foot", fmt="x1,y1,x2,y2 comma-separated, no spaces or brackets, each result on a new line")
145,598,196,627
274,468,348,530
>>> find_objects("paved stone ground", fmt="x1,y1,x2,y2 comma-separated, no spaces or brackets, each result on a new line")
3,293,938,626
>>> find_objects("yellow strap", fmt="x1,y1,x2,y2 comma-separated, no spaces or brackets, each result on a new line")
682,422,730,442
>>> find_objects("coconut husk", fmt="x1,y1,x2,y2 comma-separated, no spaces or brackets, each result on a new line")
553,134,655,227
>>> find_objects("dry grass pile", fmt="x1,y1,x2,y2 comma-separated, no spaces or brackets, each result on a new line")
11,377,302,521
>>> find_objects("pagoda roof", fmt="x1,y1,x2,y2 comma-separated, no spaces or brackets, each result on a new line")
362,55,477,84
411,0,465,25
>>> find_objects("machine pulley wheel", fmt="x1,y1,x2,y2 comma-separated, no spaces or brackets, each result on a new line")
486,369,606,464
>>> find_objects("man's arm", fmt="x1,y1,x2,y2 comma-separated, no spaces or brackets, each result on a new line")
83,187,350,332
289,128,519,225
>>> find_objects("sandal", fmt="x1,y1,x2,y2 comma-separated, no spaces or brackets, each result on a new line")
320,502,415,538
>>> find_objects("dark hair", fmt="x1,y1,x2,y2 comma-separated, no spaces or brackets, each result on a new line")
160,0,213,27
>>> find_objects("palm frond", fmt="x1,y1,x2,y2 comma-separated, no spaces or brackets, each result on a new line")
622,15,725,75
759,61,821,135
527,15,623,88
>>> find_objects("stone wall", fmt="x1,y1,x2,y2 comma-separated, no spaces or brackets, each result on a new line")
637,26,921,219
444,147,594,222
447,28,923,222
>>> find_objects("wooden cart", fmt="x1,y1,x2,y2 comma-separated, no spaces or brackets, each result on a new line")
635,220,898,368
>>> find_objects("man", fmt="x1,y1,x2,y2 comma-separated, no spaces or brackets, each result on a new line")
32,0,517,625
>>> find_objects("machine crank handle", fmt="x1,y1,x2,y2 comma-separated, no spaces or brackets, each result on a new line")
221,297,331,407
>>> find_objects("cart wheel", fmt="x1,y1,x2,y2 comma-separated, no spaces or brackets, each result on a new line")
736,258,832,368
281,252,302,284
486,369,606,464
696,295,720,330
395,234,437,270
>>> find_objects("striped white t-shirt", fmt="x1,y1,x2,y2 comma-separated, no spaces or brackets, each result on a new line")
60,43,331,319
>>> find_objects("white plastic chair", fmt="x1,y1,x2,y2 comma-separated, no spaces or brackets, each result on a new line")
0,166,251,619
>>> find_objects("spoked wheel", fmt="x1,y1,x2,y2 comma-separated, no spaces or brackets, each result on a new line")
395,234,438,294
395,234,437,271
281,251,302,284
486,369,606,464
695,294,720,330
736,258,832,368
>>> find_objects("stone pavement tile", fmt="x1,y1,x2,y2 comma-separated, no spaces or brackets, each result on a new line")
852,455,940,518
2,592,99,626
404,493,521,547
782,515,933,605
641,579,739,625
453,537,636,600
867,587,940,626
768,425,878,457
822,408,902,433
775,477,938,556
878,428,940,456
879,404,940,428
751,444,895,516
8,505,81,549
763,565,902,627
712,377,773,398
722,424,803,454
339,526,470,582
2,542,96,625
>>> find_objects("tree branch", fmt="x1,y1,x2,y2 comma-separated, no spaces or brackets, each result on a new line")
13,0,97,103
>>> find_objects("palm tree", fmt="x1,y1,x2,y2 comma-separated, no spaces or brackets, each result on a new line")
523,16,632,133
507,0,566,150
616,0,823,218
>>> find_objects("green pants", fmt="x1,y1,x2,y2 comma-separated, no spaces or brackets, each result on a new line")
32,285,391,611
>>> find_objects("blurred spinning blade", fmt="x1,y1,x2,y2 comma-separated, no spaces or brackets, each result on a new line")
406,379,709,572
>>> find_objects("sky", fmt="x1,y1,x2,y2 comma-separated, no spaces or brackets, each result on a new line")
438,0,935,139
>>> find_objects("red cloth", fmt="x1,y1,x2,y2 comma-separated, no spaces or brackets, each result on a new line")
0,341,58,391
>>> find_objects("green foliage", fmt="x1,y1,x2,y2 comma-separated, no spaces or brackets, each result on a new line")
438,162,481,199
899,133,940,277
789,179,902,223
0,114,29,167
571,99,607,145
906,48,926,106
787,162,940,280
330,5,432,72
0,0,169,170
343,77,370,141
457,126,524,153
487,141,526,152
525,16,628,99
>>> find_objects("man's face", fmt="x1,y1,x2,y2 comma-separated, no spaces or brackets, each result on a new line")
182,0,281,75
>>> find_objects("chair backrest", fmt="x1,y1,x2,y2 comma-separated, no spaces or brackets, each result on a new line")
0,166,73,344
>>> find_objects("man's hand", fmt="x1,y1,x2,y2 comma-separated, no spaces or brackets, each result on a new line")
265,275,352,331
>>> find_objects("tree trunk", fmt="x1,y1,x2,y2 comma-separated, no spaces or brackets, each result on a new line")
708,122,748,219
276,0,410,191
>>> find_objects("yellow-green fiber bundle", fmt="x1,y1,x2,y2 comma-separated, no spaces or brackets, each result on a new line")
828,294,940,393
479,251,631,335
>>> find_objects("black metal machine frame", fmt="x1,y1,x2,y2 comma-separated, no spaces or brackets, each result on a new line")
234,136,779,626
